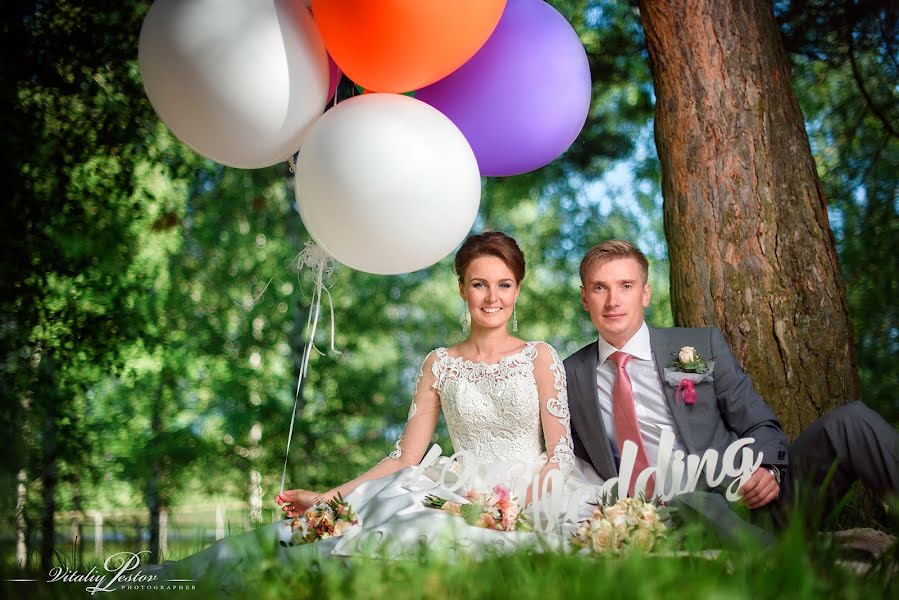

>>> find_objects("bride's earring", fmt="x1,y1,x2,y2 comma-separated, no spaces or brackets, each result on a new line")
512,304,519,333
461,304,470,334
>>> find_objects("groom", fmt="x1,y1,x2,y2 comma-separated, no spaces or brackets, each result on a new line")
564,240,897,532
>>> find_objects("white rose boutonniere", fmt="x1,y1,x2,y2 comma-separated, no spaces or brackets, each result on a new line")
674,346,709,374
664,346,714,405
678,346,697,366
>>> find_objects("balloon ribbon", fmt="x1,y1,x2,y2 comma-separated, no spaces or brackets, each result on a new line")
279,241,339,493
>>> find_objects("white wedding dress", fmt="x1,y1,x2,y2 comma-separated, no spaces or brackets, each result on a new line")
155,342,604,583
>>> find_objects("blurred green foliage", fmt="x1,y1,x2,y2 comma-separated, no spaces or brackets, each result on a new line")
778,0,898,423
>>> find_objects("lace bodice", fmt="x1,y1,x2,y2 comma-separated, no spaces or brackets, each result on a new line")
434,343,544,462
386,341,574,480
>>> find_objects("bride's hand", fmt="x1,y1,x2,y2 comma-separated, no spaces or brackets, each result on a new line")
275,489,325,518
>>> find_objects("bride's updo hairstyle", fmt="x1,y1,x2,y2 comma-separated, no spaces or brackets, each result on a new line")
454,231,526,284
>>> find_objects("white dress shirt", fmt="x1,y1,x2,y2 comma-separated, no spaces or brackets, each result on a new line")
595,321,685,467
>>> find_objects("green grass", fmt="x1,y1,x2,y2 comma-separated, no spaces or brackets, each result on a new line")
2,519,896,600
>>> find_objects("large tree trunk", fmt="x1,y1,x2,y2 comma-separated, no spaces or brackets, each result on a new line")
637,0,860,437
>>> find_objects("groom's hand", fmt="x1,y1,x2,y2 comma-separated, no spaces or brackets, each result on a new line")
738,468,780,509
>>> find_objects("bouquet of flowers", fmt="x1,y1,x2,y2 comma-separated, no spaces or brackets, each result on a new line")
423,484,532,532
571,497,666,555
290,493,361,545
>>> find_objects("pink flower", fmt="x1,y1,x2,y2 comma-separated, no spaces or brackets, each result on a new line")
492,485,511,503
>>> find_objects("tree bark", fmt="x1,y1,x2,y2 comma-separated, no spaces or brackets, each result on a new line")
637,0,860,437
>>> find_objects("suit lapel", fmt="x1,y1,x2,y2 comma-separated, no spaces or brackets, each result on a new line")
649,327,689,446
572,344,616,479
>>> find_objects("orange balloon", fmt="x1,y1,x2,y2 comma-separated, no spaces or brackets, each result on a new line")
312,0,506,93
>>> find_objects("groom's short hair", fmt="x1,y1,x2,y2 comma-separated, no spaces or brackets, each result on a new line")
579,240,649,284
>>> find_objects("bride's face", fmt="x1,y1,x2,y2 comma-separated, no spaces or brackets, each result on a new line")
460,255,520,332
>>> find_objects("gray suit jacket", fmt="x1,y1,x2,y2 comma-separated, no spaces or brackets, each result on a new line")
563,326,790,481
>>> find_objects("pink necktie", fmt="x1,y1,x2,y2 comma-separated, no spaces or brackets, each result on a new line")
609,351,654,498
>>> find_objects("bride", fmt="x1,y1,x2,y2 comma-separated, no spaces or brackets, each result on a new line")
276,231,604,554
157,232,604,579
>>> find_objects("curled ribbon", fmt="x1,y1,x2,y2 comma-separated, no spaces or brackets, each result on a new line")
676,379,697,405
279,241,340,494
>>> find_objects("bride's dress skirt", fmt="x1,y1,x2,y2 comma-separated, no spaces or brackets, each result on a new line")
154,454,604,585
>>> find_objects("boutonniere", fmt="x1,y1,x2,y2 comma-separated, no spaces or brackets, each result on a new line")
663,346,714,406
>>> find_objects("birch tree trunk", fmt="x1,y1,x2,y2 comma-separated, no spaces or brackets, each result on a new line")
248,422,263,527
71,478,83,568
148,385,163,563
16,468,27,569
40,409,57,571
637,0,860,436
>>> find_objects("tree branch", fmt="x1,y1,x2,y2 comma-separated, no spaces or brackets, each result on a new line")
847,33,899,140
858,133,891,186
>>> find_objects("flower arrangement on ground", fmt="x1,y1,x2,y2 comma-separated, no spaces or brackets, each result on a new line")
423,484,532,532
571,496,667,555
290,493,361,544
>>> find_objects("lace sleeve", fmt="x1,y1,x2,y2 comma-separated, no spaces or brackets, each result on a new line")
383,350,441,467
534,342,574,479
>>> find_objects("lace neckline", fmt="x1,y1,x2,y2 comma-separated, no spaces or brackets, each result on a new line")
435,341,538,368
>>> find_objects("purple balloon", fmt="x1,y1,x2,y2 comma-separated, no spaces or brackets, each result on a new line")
416,0,591,177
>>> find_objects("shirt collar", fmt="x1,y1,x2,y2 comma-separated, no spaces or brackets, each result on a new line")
596,321,652,366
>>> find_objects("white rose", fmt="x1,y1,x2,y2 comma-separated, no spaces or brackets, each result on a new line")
591,527,616,554
679,346,697,364
631,528,655,552
639,507,659,524
604,505,625,521
612,514,638,534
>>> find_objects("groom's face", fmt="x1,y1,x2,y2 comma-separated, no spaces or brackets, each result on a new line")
580,257,651,348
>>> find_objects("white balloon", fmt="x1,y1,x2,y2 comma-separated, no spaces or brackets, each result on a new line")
139,0,328,168
295,94,481,275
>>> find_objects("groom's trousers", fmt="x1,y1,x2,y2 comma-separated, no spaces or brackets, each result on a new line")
776,400,898,522
670,401,898,545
